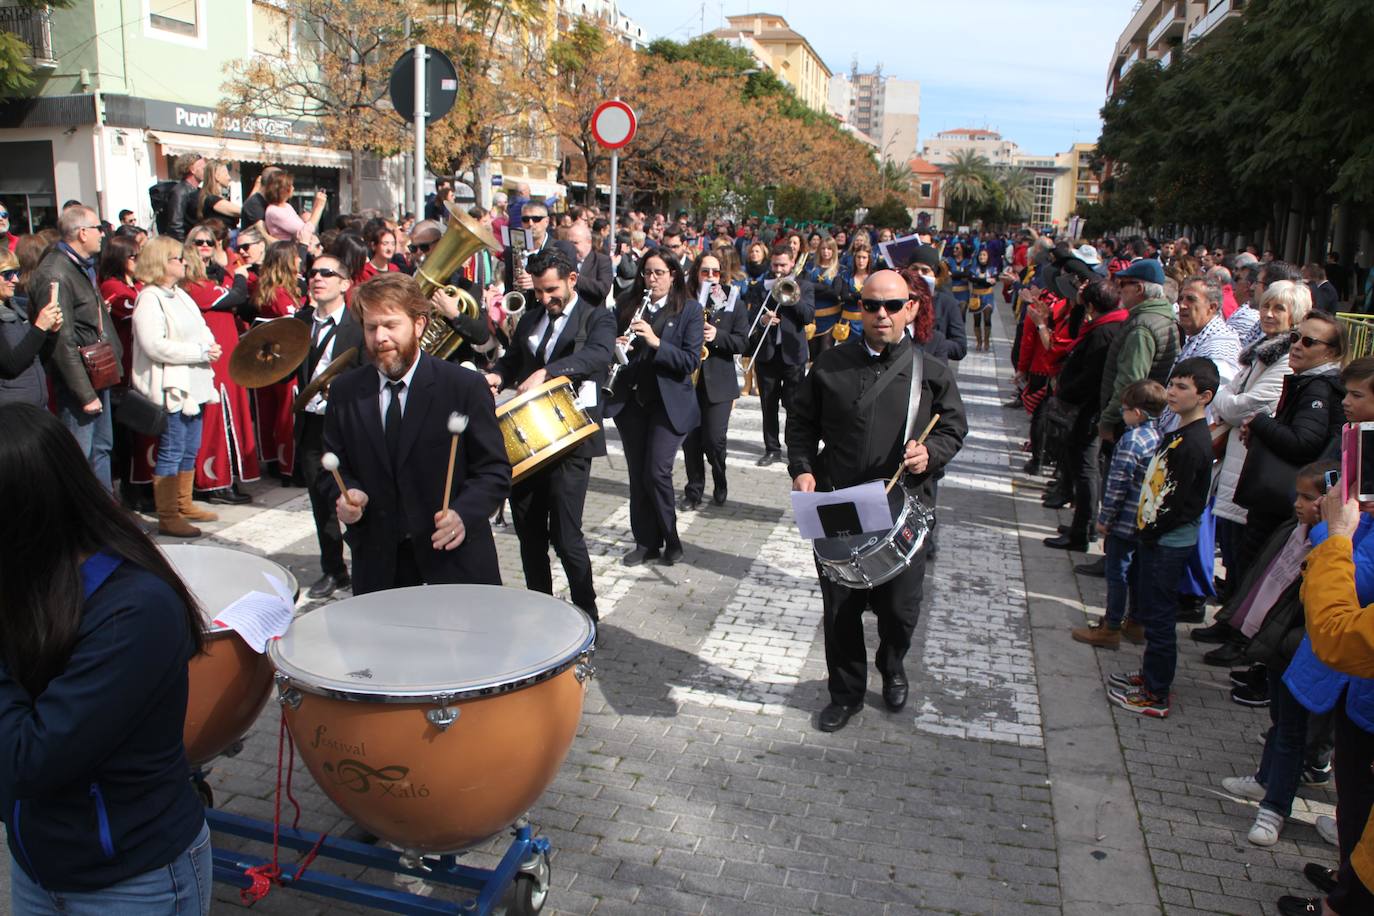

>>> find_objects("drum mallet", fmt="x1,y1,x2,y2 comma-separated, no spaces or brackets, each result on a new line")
442,412,469,511
321,452,357,507
886,413,941,494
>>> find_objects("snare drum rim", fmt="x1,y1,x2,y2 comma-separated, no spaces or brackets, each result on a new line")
493,374,578,418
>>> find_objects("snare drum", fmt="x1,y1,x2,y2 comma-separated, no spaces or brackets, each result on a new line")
270,586,595,853
162,545,298,766
495,376,599,483
812,484,934,589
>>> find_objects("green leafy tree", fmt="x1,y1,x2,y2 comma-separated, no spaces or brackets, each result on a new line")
995,167,1035,224
866,195,911,230
1,1,72,98
879,160,913,194
942,149,994,226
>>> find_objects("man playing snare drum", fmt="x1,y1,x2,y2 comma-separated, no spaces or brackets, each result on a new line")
787,269,967,733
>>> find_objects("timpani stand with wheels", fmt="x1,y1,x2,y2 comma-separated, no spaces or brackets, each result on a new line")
204,584,594,915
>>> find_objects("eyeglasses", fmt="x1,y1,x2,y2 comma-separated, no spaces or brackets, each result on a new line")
699,267,721,276
407,241,434,254
0,270,18,282
0,211,9,219
644,268,671,278
860,297,909,314
192,238,215,247
521,215,547,224
77,224,100,233
1290,330,1337,349
236,243,255,253
307,267,342,279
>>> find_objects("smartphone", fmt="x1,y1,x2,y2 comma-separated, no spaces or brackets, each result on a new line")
1324,469,1340,494
1361,422,1374,501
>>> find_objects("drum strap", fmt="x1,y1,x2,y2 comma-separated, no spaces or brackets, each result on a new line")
900,348,924,447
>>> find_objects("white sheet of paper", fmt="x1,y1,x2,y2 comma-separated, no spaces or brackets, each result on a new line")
791,481,893,540
212,573,295,653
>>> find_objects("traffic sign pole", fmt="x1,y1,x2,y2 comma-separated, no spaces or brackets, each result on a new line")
609,150,619,256
413,44,426,221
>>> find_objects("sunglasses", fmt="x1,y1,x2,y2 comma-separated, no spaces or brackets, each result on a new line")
192,238,215,247
0,270,18,282
407,241,434,254
236,243,256,253
521,215,547,224
0,211,9,219
699,267,721,276
1290,330,1337,349
860,297,909,314
307,267,342,279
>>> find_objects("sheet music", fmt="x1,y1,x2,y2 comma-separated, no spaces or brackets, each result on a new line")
212,573,295,653
791,482,892,540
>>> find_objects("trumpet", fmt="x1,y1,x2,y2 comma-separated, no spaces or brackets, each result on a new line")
746,276,801,364
604,289,653,394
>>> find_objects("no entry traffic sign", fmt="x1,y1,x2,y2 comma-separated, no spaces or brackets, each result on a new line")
591,100,637,150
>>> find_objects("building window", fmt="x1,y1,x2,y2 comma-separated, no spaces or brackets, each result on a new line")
150,0,197,36
920,181,933,199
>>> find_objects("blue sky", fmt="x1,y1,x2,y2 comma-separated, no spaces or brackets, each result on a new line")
617,0,1138,156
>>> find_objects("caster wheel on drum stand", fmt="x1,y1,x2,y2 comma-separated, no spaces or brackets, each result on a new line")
497,849,550,916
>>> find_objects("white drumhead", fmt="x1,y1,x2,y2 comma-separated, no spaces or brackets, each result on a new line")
269,585,594,700
160,545,298,633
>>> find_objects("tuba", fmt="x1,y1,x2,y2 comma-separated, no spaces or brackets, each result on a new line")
416,202,503,360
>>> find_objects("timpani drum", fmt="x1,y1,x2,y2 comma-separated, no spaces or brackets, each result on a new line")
161,545,298,767
495,376,599,483
269,586,595,853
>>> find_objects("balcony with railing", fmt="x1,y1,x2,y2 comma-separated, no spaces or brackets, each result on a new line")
1188,0,1244,43
1148,1,1187,50
0,4,55,68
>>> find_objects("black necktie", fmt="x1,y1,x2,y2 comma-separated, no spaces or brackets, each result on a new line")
385,380,405,465
536,316,558,366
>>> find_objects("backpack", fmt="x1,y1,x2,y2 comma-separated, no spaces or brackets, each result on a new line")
148,181,178,234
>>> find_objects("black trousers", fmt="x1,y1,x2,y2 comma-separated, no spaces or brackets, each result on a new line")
297,412,347,578
1066,432,1102,539
614,398,686,552
755,353,805,454
1330,699,1374,913
683,390,733,501
816,547,927,706
511,454,598,619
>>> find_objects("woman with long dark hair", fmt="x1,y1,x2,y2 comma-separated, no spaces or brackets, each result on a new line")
0,402,211,914
606,252,704,566
679,250,749,511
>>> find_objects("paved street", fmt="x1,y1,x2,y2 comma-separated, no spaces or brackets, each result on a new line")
8,312,1337,916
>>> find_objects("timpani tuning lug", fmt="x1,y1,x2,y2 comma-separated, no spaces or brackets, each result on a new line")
575,662,596,684
426,695,460,731
275,676,303,710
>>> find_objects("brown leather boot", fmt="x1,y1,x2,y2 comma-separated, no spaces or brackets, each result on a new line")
1071,623,1121,650
177,471,218,522
154,476,201,538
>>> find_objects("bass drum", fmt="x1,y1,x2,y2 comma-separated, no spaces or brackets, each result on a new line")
495,375,599,483
270,585,595,853
161,545,298,767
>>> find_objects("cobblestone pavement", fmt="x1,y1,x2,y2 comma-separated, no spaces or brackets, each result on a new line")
6,313,1334,916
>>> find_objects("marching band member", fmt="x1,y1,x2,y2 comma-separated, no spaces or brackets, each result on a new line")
325,273,510,594
406,221,493,370
485,249,615,621
746,242,815,467
504,201,558,293
679,251,750,511
808,237,842,359
606,252,704,567
788,269,967,733
832,243,872,344
293,253,363,599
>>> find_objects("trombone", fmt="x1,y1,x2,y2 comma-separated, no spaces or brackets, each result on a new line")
746,276,801,365
604,289,653,394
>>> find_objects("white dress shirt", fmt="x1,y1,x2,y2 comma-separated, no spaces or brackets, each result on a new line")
303,302,345,415
377,352,421,425
528,297,579,363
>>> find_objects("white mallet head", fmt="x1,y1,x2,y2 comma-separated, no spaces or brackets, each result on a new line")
321,451,340,472
448,412,469,435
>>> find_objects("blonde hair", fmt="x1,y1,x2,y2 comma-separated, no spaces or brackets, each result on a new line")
180,236,209,285
351,271,429,323
132,236,185,286
0,249,18,273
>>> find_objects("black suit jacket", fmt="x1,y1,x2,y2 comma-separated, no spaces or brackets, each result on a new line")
744,275,815,368
699,287,750,404
931,289,969,363
604,298,704,435
322,354,511,595
490,297,617,457
574,250,614,306
292,304,364,450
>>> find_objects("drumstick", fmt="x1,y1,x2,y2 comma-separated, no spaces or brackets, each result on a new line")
441,412,469,512
886,413,941,494
321,452,355,506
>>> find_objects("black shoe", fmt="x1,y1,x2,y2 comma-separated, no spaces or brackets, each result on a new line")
1057,524,1099,543
1303,863,1338,895
1230,683,1270,708
756,451,781,468
621,546,661,567
1043,534,1089,551
1003,396,1024,409
1190,621,1234,644
817,702,862,732
307,572,350,600
677,495,702,512
1229,663,1267,689
882,673,909,712
1042,494,1073,510
712,484,727,506
1074,558,1106,578
1204,642,1246,667
660,545,684,567
1176,595,1207,624
1022,459,1041,476
1277,896,1321,916
199,486,252,505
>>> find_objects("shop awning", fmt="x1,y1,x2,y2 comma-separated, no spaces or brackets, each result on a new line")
146,131,350,169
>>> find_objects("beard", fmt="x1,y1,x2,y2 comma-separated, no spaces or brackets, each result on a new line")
370,332,419,380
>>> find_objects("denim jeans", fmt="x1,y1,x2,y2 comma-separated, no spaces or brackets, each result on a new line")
58,388,113,491
1103,534,1137,628
11,820,211,915
1133,540,1193,697
1257,664,1309,817
154,411,204,477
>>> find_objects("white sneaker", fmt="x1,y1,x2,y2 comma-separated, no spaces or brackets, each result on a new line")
1248,808,1284,846
1316,814,1339,846
1222,775,1266,801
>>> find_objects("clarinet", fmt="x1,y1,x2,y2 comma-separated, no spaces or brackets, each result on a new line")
603,288,653,394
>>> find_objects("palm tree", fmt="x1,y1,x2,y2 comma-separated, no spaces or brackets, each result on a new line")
996,167,1035,224
942,149,993,226
879,159,913,194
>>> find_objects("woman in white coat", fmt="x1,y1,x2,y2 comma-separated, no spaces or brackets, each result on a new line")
130,236,221,538
1209,280,1310,585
